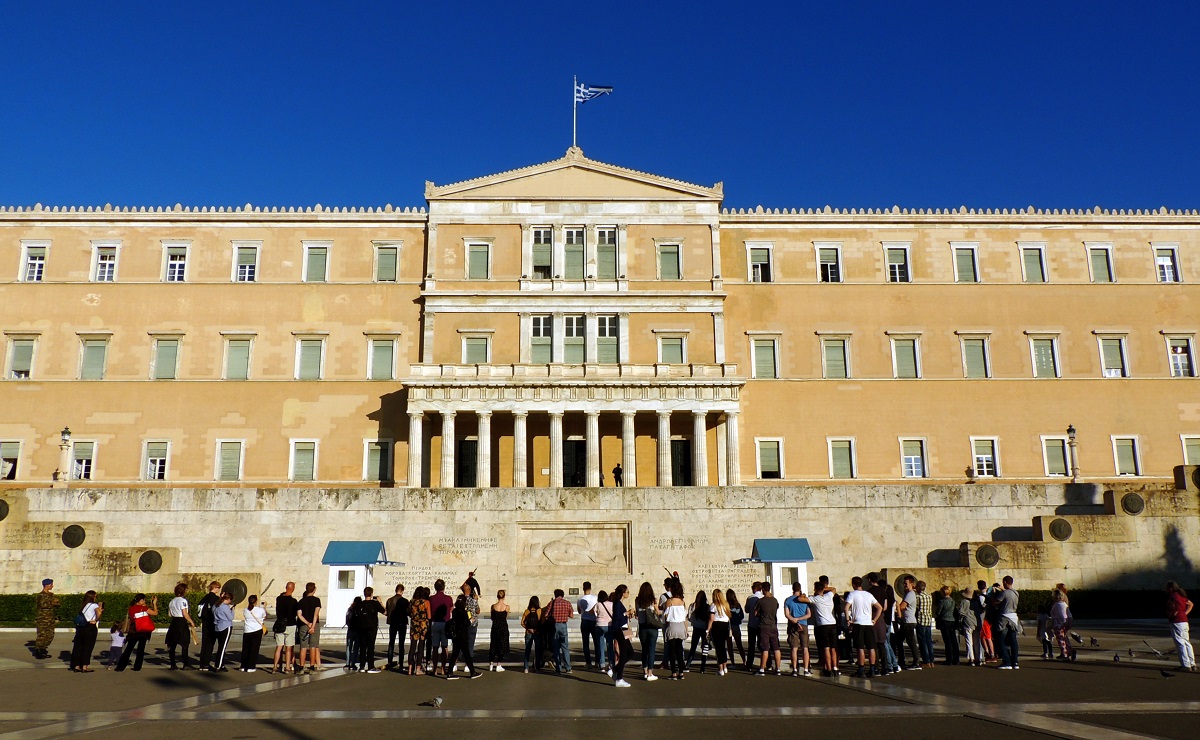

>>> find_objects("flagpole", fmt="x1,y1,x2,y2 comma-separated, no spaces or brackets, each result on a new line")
572,75,578,148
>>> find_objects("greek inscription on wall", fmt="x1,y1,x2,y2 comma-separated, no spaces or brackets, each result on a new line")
648,536,710,551
375,565,459,589
684,563,759,593
432,537,500,556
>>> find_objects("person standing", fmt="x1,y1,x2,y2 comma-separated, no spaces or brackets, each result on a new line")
270,582,299,674
970,580,988,665
196,580,222,670
708,589,732,676
241,595,267,672
744,581,762,672
356,586,385,673
993,576,1021,670
115,594,158,671
488,589,510,672
544,588,573,674
591,590,612,672
783,582,811,676
453,576,481,673
407,587,431,675
446,594,482,679
1166,581,1194,672
662,582,688,680
428,579,454,677
844,576,882,677
914,580,935,668
211,592,235,672
70,590,103,672
520,595,543,673
868,573,898,675
635,582,661,681
726,589,746,668
577,581,598,669
609,584,633,688
385,584,409,673
296,582,322,674
165,583,195,670
33,578,59,660
804,581,838,676
685,590,711,673
896,577,920,669
957,587,977,666
105,620,127,670
935,585,960,665
612,464,623,487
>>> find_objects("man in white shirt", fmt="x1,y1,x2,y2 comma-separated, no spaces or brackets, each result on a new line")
844,576,882,678
577,581,598,669
800,581,838,676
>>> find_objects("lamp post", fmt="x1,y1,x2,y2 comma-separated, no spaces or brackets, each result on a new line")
1066,424,1079,482
54,426,71,486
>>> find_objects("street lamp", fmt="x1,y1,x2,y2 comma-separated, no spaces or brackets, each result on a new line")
1066,424,1079,482
60,427,71,445
54,426,71,483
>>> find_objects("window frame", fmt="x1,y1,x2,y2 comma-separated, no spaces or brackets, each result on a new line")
1027,334,1062,379
827,437,856,479
562,314,586,363
5,334,37,380
748,333,780,379
959,333,992,379
595,226,618,280
595,314,619,364
970,436,1000,478
460,332,493,364
464,239,493,280
746,241,774,283
294,336,327,380
373,240,401,282
530,314,553,363
1182,435,1200,466
362,438,394,482
302,240,331,283
232,241,261,283
1085,242,1115,283
1111,435,1141,476
656,333,688,365
0,439,22,480
951,241,980,283
142,440,171,481
289,439,319,482
1165,334,1196,378
531,227,553,280
162,240,190,283
656,240,683,281
814,241,843,284
1153,242,1181,283
221,334,254,380
754,437,784,480
819,335,851,379
71,440,97,480
563,227,585,280
78,335,110,380
90,241,121,283
366,336,398,380
19,240,50,282
214,439,246,482
889,334,922,379
1017,242,1047,284
150,335,183,380
899,437,927,478
883,241,911,283
1095,334,1129,378
1041,435,1070,477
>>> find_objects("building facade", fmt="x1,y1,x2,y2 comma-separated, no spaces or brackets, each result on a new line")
3,147,1199,490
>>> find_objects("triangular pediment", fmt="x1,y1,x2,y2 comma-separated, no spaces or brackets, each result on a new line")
425,147,723,202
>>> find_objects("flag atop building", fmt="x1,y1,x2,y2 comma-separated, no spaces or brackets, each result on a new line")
575,82,613,103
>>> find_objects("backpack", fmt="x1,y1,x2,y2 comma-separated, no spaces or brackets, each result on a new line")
522,608,540,631
74,612,88,628
347,602,363,631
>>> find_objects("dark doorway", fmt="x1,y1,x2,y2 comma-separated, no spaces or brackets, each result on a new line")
671,439,692,486
457,439,478,487
563,440,587,486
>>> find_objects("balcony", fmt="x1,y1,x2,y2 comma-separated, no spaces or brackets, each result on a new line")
406,362,740,380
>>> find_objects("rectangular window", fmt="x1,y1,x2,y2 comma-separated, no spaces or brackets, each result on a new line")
296,339,324,380
1089,246,1114,283
153,339,180,380
953,245,978,283
72,441,95,480
375,245,398,282
1169,337,1195,377
973,439,998,477
531,315,552,363
463,337,489,364
93,245,118,282
144,441,169,481
1021,246,1046,283
467,243,489,280
757,440,782,479
532,228,552,280
1031,337,1059,378
752,338,778,379
564,228,585,279
1044,437,1069,476
235,244,258,282
892,337,920,378
1100,337,1127,378
563,315,585,363
1184,437,1200,466
822,338,848,379
303,243,328,282
1113,437,1140,476
886,246,910,283
291,441,317,481
596,228,617,280
596,315,619,364
962,337,990,379
901,439,926,477
165,243,188,282
1,441,19,480
658,244,681,280
217,441,243,481
369,339,395,380
80,338,108,380
225,338,251,380
337,570,355,590
818,246,842,283
659,336,685,364
364,440,392,482
7,338,35,379
21,244,47,282
1156,247,1180,283
829,439,855,479
749,246,773,283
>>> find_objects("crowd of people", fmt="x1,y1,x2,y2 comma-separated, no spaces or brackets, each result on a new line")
32,572,1196,683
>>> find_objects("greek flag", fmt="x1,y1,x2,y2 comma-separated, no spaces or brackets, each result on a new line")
575,83,613,103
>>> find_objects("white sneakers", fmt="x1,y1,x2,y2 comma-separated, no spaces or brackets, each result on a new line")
495,665,505,672
645,673,658,681
614,679,631,688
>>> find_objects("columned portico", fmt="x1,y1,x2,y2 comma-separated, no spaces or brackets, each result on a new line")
477,411,492,488
406,411,423,488
621,411,636,487
512,412,528,487
439,411,456,487
585,411,600,487
692,410,709,486
725,410,741,485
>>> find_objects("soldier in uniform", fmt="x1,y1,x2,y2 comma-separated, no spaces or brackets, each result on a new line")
34,578,59,659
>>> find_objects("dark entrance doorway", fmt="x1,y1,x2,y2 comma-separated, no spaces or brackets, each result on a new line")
457,439,478,487
563,440,587,486
671,439,692,486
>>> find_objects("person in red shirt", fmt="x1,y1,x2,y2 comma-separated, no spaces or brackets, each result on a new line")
115,594,158,671
427,579,455,676
544,589,574,674
1166,581,1195,671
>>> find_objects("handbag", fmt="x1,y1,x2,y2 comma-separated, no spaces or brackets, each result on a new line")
641,607,664,629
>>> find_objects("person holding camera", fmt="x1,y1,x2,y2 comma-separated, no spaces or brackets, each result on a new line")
115,594,158,671
70,590,103,672
356,586,385,673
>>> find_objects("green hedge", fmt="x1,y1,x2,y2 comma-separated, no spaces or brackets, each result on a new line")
0,591,203,628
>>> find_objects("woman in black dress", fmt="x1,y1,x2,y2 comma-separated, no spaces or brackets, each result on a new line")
448,594,481,679
488,589,510,671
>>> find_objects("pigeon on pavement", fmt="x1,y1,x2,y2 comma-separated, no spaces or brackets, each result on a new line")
1128,648,1136,658
420,696,444,708
1160,670,1174,678
1090,637,1100,648
1113,653,1120,662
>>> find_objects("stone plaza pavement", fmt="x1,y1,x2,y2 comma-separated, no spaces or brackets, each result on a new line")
0,622,1196,739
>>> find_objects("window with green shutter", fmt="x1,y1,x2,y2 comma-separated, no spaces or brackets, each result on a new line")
1100,338,1126,377
80,339,108,380
753,339,777,378
225,339,251,380
750,248,773,282
236,246,257,282
1169,338,1194,377
468,244,489,280
370,340,394,380
1089,248,1113,282
596,228,617,279
954,247,978,282
758,440,781,479
1115,438,1138,475
973,439,997,476
166,245,188,282
563,315,585,363
218,441,242,481
532,229,552,279
1032,338,1058,378
1184,437,1200,466
154,339,179,380
596,315,618,364
818,248,841,282
1044,439,1068,476
365,441,390,481
822,338,847,379
23,246,46,282
297,340,323,380
886,248,909,283
830,440,854,479
145,442,168,480
659,245,680,280
375,246,398,282
1,441,19,480
564,229,584,279
72,442,94,480
305,245,328,282
1022,248,1046,283
9,339,34,379
463,337,488,364
963,338,988,378
893,338,918,378
660,337,684,364
292,442,316,481
901,439,925,477
531,316,552,363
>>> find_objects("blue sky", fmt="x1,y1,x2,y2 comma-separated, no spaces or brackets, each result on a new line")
2,2,1198,210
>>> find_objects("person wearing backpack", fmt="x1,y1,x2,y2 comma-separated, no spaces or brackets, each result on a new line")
115,594,158,671
521,595,543,673
196,580,222,670
70,590,103,672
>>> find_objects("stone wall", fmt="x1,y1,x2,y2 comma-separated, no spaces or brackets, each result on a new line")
0,482,1195,601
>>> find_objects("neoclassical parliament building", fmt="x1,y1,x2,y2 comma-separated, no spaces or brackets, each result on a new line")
2,148,1199,491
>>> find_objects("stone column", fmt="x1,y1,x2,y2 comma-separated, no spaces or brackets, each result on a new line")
406,411,424,488
725,410,741,486
715,415,727,486
549,412,564,488
477,411,492,488
657,411,672,486
512,412,528,488
692,410,708,486
621,411,636,487
440,411,456,488
585,411,600,486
